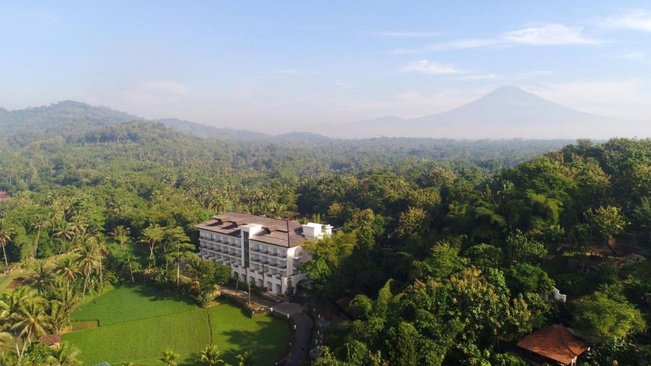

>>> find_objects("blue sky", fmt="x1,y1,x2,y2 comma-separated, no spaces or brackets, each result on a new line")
2,1,651,133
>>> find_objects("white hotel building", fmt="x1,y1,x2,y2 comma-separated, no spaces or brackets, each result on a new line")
196,212,332,294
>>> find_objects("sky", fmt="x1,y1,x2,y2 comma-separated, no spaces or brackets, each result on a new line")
2,1,651,134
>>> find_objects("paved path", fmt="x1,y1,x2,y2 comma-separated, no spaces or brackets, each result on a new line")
286,312,312,366
220,288,313,365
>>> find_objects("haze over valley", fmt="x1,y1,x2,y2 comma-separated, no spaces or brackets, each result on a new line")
2,2,651,139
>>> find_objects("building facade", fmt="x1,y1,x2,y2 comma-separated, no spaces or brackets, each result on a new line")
196,212,332,294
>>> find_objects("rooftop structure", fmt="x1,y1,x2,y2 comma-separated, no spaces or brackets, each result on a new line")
517,324,588,366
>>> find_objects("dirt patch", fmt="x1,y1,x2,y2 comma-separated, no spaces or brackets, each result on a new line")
6,276,27,290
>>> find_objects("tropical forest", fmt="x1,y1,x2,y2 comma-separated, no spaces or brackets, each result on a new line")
0,105,649,366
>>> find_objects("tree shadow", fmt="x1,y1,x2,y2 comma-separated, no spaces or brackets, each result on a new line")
128,283,197,306
218,318,291,366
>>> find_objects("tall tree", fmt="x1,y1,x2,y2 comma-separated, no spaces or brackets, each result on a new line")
31,214,50,258
0,221,13,267
110,225,131,246
140,224,165,262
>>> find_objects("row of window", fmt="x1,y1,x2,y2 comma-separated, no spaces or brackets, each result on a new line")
199,233,287,257
200,247,291,270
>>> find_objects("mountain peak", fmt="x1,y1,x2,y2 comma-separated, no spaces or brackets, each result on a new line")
335,85,623,139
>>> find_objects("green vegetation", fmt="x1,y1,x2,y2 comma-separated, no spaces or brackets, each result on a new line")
63,286,289,365
0,111,650,365
64,308,210,365
71,285,197,326
209,306,290,364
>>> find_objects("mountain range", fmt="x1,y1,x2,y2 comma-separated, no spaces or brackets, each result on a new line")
0,87,643,140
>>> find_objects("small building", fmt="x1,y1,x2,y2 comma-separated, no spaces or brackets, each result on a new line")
195,212,332,295
39,333,62,347
544,287,567,303
517,324,588,366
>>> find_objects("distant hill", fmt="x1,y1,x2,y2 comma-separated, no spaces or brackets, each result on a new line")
0,101,139,137
316,86,631,139
0,101,272,142
155,118,269,140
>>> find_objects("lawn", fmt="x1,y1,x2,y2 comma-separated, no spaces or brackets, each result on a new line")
64,309,211,365
63,285,291,365
71,284,198,326
210,305,291,365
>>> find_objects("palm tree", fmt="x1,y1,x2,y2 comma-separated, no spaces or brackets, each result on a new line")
12,296,49,358
236,350,256,366
57,255,80,293
199,344,224,365
0,220,13,267
160,348,180,366
1,286,35,325
45,341,82,365
76,237,101,295
52,222,75,254
29,261,55,291
48,280,78,332
111,225,131,246
31,214,50,258
68,216,88,247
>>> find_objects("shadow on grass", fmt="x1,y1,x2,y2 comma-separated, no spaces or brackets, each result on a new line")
219,319,290,366
128,283,197,306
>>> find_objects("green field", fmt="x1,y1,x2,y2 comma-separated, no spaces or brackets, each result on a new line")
71,284,198,326
63,285,291,365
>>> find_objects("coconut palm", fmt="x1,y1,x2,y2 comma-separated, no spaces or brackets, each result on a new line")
0,220,13,267
160,348,180,366
2,286,36,325
28,261,55,291
48,295,74,334
57,255,79,293
67,216,88,247
76,237,102,295
31,214,50,258
12,296,49,358
110,225,131,246
45,341,81,365
52,222,75,254
199,344,224,365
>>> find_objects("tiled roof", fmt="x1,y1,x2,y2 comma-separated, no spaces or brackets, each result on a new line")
517,324,587,365
195,212,306,248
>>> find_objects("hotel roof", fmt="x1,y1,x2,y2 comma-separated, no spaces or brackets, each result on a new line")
195,212,307,248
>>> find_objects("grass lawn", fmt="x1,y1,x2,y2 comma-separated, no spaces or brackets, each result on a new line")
210,305,291,365
64,309,211,365
71,284,198,326
63,285,291,366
